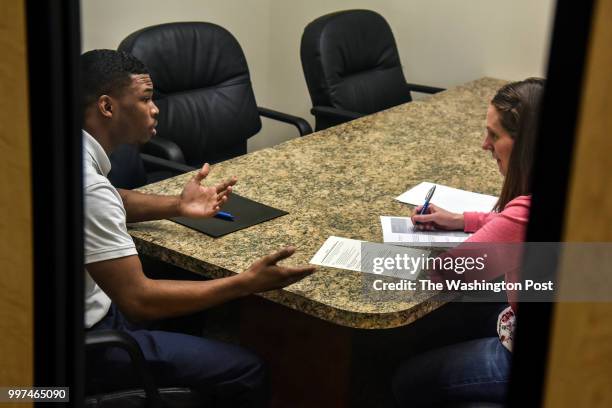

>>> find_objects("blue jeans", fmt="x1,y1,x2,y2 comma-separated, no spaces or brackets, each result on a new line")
87,304,268,407
392,337,512,407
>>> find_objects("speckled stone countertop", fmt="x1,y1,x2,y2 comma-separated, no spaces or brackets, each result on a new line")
131,77,507,329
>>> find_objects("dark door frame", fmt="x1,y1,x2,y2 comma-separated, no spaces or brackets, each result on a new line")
26,0,84,406
509,0,595,406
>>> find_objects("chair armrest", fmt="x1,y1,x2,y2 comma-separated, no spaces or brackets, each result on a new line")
406,83,446,94
142,136,186,164
141,153,197,175
85,330,163,408
311,106,364,121
257,106,313,136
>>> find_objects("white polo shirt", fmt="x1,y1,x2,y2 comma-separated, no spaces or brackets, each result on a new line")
83,130,137,328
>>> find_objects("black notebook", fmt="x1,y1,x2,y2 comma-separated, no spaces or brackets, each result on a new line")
170,194,288,238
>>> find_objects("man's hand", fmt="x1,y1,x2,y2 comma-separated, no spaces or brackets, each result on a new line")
411,203,465,231
178,163,238,218
239,247,316,293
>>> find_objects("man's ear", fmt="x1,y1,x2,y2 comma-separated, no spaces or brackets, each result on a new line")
97,95,114,118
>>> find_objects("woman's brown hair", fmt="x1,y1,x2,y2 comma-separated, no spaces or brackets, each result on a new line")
491,78,546,211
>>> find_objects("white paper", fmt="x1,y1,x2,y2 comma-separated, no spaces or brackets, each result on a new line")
396,182,498,213
309,236,364,272
309,236,428,280
380,216,470,247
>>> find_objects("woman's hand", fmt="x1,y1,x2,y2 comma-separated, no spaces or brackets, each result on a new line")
411,203,465,231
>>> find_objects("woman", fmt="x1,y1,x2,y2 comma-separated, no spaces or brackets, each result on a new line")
392,78,545,407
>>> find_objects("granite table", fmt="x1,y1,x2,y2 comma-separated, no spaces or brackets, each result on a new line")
130,77,507,407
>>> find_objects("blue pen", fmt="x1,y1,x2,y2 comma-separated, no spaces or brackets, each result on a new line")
414,185,436,229
214,211,235,221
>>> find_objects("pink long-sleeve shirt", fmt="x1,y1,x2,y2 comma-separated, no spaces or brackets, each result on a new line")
463,195,531,243
434,195,531,351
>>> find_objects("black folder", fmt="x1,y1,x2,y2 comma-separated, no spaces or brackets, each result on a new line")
170,194,288,238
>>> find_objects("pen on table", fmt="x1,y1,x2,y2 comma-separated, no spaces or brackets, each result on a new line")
413,185,436,230
214,211,235,221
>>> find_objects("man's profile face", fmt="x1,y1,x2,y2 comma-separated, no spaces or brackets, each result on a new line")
112,74,158,145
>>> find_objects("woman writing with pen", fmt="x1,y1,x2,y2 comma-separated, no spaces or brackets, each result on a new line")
392,78,545,407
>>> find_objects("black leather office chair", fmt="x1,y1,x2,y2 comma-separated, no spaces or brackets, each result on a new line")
301,9,445,131
117,22,312,169
85,330,209,408
108,144,195,190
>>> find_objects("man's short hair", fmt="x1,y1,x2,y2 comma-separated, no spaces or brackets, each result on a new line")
80,49,149,114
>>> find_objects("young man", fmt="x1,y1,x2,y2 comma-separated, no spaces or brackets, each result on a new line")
82,49,315,406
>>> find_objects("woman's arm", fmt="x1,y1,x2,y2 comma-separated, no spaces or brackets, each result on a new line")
428,196,531,283
463,211,497,232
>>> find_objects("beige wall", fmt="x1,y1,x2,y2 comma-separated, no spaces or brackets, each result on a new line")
81,0,272,99
81,0,555,152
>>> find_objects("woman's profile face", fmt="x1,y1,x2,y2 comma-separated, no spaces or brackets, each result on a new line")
483,104,514,176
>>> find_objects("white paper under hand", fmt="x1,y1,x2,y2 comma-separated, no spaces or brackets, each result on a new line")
396,182,497,213
380,216,471,247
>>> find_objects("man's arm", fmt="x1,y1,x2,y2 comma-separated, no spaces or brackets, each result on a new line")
117,189,181,223
118,163,237,223
87,247,314,323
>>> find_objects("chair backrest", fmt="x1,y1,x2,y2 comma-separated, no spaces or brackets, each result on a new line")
118,22,261,166
108,144,147,190
300,10,412,115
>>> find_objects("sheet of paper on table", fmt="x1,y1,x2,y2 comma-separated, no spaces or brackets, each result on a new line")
380,216,471,247
309,236,430,280
396,182,498,213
